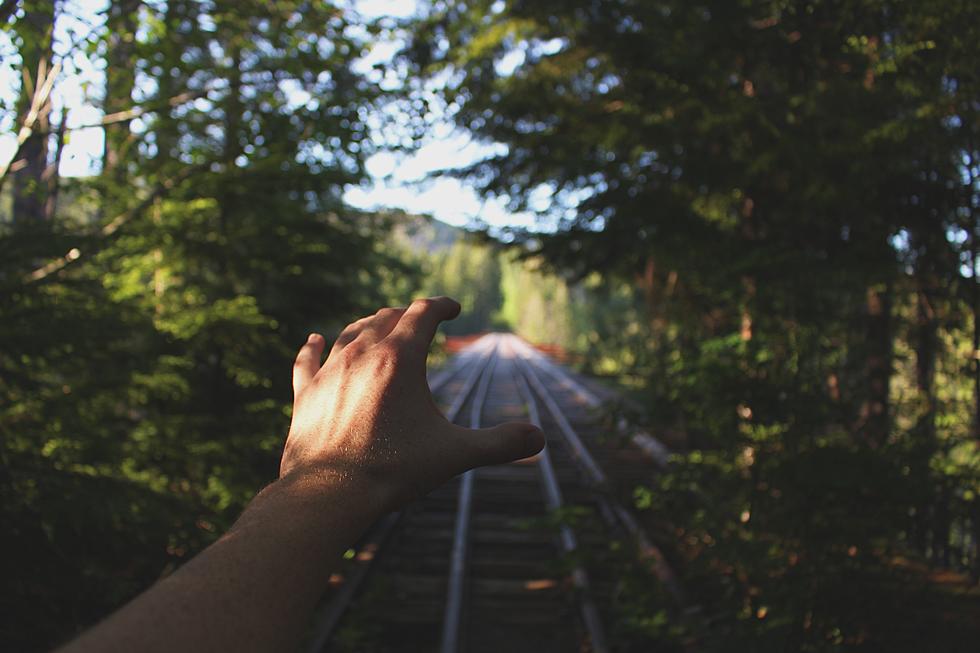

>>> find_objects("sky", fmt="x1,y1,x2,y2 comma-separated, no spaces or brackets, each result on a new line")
0,0,544,231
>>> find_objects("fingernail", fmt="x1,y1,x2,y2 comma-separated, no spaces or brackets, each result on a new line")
521,423,541,434
308,333,320,343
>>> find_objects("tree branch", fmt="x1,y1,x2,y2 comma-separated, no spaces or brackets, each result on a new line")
66,89,210,133
0,59,61,193
25,164,204,283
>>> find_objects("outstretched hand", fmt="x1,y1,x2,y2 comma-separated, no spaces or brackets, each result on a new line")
281,296,544,511
59,297,543,653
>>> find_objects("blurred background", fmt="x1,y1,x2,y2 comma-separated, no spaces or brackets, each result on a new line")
2,0,980,650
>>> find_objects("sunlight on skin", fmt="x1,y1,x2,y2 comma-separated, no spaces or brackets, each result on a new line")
282,301,545,493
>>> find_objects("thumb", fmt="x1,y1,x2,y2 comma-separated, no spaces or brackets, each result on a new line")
463,421,546,468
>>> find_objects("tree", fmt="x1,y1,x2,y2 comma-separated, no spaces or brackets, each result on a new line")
0,3,415,649
8,0,55,225
407,1,980,649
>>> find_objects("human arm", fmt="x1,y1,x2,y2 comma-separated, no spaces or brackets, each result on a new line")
58,297,544,652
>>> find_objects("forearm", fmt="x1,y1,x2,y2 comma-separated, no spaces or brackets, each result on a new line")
58,298,540,652
60,469,385,653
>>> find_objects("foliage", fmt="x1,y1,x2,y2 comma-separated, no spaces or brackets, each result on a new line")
408,0,980,650
1,2,415,649
3,0,980,651
421,233,504,333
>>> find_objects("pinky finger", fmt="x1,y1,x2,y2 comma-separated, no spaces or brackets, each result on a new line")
293,333,325,394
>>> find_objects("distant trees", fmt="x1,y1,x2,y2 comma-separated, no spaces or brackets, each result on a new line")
423,236,504,333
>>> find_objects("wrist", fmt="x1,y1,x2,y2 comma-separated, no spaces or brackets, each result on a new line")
275,463,394,519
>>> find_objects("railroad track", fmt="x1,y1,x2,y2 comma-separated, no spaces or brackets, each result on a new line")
303,333,674,653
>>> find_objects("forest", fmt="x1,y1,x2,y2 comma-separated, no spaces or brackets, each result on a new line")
2,0,980,651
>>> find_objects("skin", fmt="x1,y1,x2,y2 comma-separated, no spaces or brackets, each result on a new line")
58,296,545,653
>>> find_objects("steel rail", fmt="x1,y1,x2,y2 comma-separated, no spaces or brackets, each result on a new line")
439,335,501,653
509,336,682,600
509,338,670,467
510,359,610,653
307,334,499,652
513,346,608,486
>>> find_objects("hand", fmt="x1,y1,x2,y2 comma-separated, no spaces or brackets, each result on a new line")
281,296,545,511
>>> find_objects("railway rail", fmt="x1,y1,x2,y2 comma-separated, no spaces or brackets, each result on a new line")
303,333,675,652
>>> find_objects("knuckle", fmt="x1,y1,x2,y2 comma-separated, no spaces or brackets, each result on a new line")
376,307,403,319
341,340,366,361
377,340,402,358
412,297,435,310
349,315,371,329
372,343,402,372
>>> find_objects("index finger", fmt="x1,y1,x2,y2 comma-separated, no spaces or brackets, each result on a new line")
387,296,461,351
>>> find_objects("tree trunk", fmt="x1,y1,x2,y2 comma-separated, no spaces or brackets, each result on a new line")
42,108,66,221
153,0,197,165
11,0,55,225
102,0,140,189
966,117,980,579
740,276,756,342
968,145,980,443
218,45,243,275
858,282,893,447
912,218,942,447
